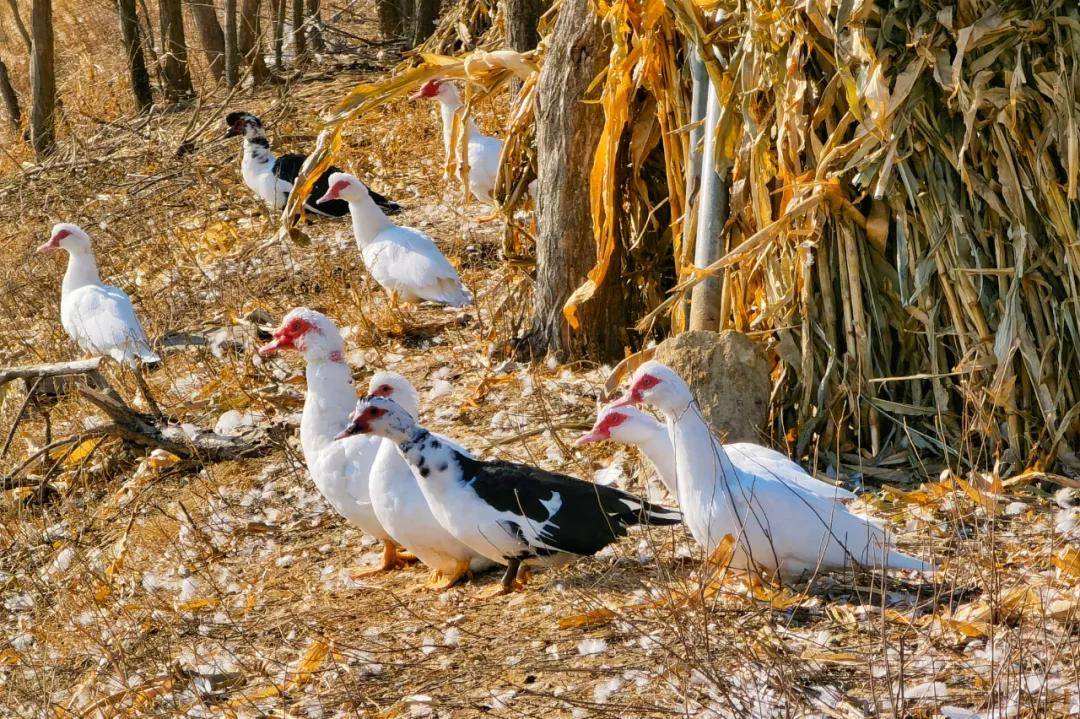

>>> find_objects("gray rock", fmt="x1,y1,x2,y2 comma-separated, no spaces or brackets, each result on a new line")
653,330,770,443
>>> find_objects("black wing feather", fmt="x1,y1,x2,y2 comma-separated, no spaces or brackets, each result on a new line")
455,454,681,558
273,153,402,217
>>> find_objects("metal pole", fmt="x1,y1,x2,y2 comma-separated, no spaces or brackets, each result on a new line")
688,56,728,331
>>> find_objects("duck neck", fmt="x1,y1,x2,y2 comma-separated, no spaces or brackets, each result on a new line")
437,99,480,158
637,428,678,495
346,195,394,248
664,400,736,507
61,248,102,297
300,356,356,459
241,136,275,188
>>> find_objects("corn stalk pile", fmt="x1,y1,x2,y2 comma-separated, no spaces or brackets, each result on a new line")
645,0,1080,470
576,0,1080,470
289,0,1080,471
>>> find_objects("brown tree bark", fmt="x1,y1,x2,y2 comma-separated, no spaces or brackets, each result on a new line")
376,0,402,39
305,0,323,52
410,0,438,46
238,0,268,84
506,0,540,51
271,0,285,69
0,56,21,131
29,0,55,158
223,0,238,86
117,0,153,112
526,0,627,361
187,0,226,82
158,0,195,102
290,0,305,61
505,0,541,96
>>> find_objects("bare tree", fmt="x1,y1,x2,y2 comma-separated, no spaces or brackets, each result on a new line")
376,0,402,39
291,0,305,61
0,56,21,131
158,0,195,102
117,0,153,112
238,0,268,84
223,0,238,86
187,0,227,82
305,0,323,52
525,0,627,360
4,0,32,50
506,0,540,52
271,0,285,69
411,0,438,46
505,0,541,95
29,0,55,158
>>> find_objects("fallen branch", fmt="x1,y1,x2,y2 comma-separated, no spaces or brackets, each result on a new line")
77,386,278,463
0,357,104,385
1,359,292,492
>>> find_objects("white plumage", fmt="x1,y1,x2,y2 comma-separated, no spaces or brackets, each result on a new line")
577,404,855,503
38,224,159,366
258,309,409,575
319,172,472,307
365,372,494,589
415,80,504,204
613,361,931,581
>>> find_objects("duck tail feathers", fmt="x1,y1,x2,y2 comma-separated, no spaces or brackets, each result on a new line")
885,550,933,573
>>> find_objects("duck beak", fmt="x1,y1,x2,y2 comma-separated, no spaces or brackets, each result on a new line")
335,416,367,440
257,335,290,355
607,390,640,408
315,190,335,204
36,239,58,253
574,429,607,446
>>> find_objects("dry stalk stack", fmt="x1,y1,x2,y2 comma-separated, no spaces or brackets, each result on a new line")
289,0,1080,472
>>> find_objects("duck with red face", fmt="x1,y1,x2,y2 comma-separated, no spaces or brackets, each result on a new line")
411,80,506,205
258,308,413,578
611,361,931,582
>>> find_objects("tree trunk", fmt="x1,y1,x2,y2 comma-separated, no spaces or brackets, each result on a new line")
117,0,153,112
223,0,238,86
187,0,226,82
505,0,541,96
0,56,21,130
271,0,285,69
29,0,55,158
305,0,323,52
4,0,32,50
506,0,540,51
158,0,195,103
238,0,268,84
527,0,625,361
411,0,438,47
376,0,402,39
291,0,305,61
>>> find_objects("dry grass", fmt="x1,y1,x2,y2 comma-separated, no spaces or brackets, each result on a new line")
1,1,1080,718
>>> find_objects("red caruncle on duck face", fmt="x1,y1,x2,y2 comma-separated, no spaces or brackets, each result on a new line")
258,316,316,355
575,410,629,445
371,383,395,398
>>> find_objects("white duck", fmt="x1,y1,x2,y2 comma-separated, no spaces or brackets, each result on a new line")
413,80,504,204
258,308,411,576
37,223,162,413
318,173,472,308
612,361,930,581
576,405,856,503
365,371,494,590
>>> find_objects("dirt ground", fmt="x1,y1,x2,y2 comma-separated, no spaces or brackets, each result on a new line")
2,5,1080,718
